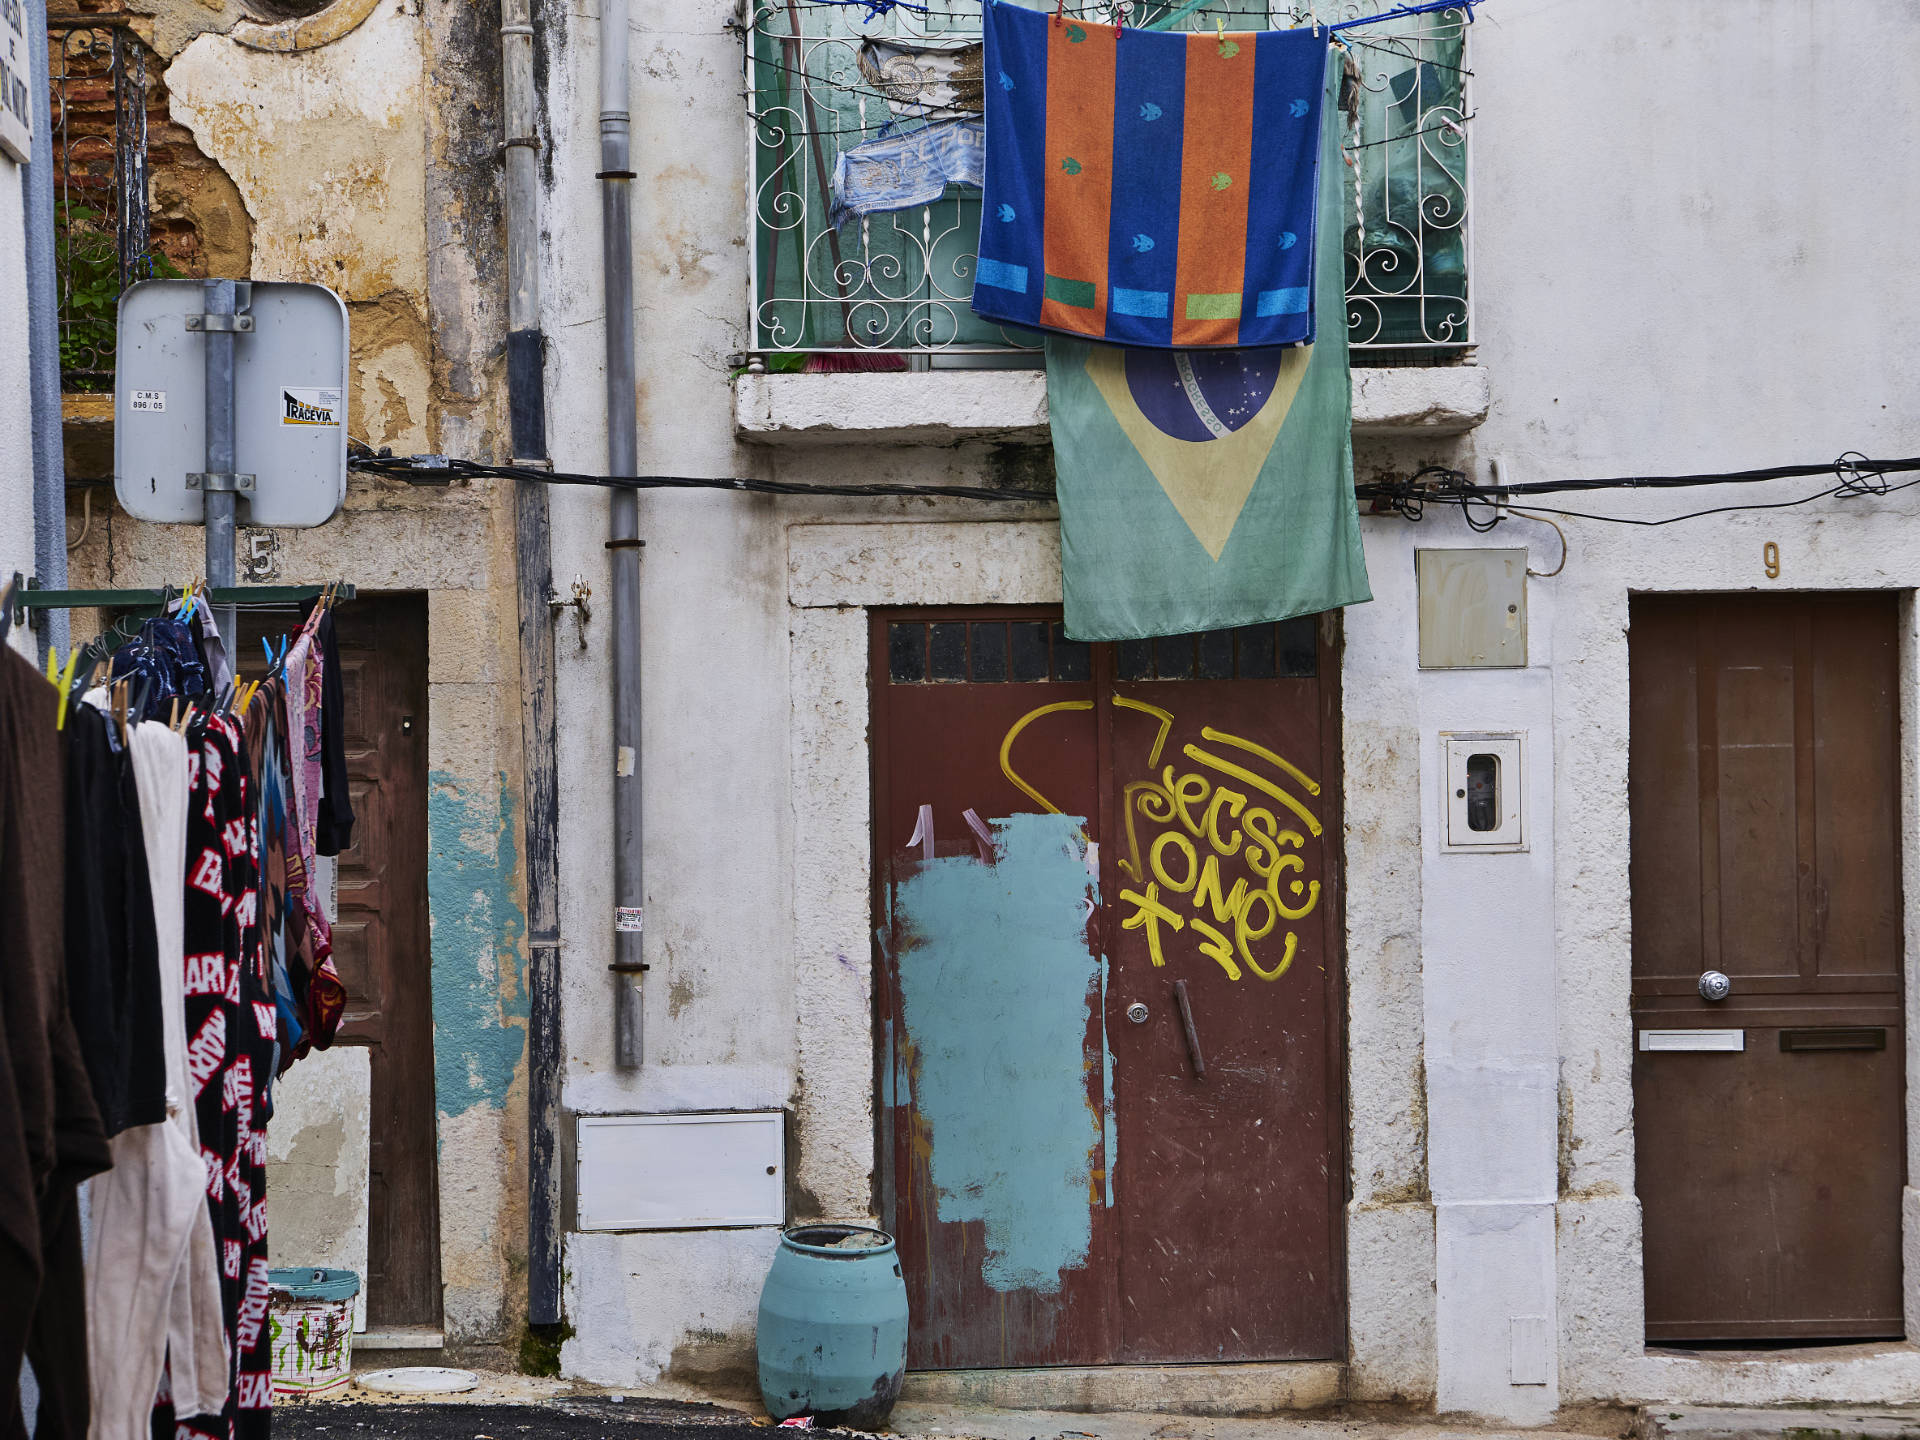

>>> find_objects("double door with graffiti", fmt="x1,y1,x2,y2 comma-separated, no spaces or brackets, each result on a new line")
872,607,1344,1368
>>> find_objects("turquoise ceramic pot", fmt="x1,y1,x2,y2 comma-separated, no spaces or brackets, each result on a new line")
756,1224,908,1428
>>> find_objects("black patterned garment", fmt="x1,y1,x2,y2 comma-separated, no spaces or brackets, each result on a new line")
154,713,274,1440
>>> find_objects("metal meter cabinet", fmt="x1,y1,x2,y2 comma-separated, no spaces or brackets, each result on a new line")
114,279,349,529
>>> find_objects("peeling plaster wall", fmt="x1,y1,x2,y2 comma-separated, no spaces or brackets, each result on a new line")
267,1046,372,1330
69,0,527,1347
69,477,532,1344
165,0,434,453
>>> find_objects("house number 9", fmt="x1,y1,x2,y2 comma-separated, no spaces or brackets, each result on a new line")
1763,541,1781,579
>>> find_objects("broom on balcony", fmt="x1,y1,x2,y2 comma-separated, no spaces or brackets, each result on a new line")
781,0,906,373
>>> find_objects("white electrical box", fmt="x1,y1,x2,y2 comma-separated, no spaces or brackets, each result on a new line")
576,1111,785,1231
1442,733,1524,852
1417,548,1528,669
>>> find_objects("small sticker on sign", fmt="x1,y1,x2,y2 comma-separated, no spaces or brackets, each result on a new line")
614,907,644,934
281,387,343,427
130,390,166,413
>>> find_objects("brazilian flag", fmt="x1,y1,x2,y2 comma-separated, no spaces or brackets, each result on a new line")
1043,50,1370,642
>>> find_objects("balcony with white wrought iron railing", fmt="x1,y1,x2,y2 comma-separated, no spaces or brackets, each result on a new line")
742,0,1473,369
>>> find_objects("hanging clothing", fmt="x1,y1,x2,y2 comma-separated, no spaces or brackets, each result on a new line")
110,613,210,716
1041,50,1370,639
151,714,274,1440
278,623,344,1059
85,723,230,1440
856,36,984,121
62,703,168,1137
309,605,355,857
973,2,1331,348
829,118,984,232
188,604,234,702
245,688,303,1086
0,648,111,1440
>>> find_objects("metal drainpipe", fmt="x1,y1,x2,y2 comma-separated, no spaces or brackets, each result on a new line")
600,0,646,1066
24,0,68,657
502,0,565,1325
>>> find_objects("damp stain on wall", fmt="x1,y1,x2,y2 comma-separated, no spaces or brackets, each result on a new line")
893,811,1101,1294
428,770,529,1119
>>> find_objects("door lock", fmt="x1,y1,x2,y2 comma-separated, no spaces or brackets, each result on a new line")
1125,1002,1149,1024
1698,970,1732,1002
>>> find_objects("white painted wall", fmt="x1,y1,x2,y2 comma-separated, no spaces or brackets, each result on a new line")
539,0,1920,1417
0,155,36,654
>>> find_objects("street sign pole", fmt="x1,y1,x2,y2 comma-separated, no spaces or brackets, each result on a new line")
199,279,246,645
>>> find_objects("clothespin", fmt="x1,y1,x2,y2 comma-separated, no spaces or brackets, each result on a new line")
54,648,80,731
1215,13,1224,39
168,696,180,732
1054,0,1065,23
45,644,58,686
112,679,128,747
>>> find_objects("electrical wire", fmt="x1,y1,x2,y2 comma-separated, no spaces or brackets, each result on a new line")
1355,455,1920,530
348,453,1056,503
352,451,1920,524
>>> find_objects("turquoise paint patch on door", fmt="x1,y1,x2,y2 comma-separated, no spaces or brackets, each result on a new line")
893,812,1102,1295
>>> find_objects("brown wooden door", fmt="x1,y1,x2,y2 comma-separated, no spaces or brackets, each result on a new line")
1630,593,1904,1342
873,610,1344,1368
241,594,441,1328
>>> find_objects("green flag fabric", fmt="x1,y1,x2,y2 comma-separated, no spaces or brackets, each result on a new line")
1044,52,1370,642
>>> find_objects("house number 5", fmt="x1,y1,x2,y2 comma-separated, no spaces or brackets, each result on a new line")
1763,541,1781,579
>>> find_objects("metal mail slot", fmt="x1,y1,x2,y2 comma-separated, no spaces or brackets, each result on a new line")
1780,1027,1887,1053
1639,1029,1744,1052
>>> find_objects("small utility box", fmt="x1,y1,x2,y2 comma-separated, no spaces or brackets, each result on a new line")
1416,548,1527,668
1441,732,1524,852
114,280,348,528
575,1111,785,1231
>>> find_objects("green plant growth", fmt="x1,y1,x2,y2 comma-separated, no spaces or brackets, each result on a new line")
518,1318,575,1377
58,201,181,391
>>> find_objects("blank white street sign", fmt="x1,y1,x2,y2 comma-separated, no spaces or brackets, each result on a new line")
115,280,349,528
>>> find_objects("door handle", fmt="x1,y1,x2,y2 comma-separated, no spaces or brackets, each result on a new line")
1697,970,1731,1001
1172,979,1205,1080
1780,1027,1886,1052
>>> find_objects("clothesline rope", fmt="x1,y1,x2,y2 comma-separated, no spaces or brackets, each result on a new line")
754,0,1478,26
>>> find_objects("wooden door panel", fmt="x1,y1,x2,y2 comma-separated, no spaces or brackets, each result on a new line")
873,610,1344,1369
1811,621,1902,977
1636,1026,1905,1338
1630,593,1904,1341
1106,674,1341,1362
241,595,438,1327
875,614,1113,1369
1711,638,1800,981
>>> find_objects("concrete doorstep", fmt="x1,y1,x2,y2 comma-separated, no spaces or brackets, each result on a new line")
1639,1408,1920,1440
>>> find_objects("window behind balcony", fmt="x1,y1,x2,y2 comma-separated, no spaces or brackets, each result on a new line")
744,0,1470,365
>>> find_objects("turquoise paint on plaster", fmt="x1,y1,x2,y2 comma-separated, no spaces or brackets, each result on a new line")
893,812,1100,1294
427,770,528,1119
1100,956,1117,1209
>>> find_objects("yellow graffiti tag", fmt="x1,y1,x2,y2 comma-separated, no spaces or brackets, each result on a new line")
1113,702,1321,983
998,700,1095,814
994,696,1322,984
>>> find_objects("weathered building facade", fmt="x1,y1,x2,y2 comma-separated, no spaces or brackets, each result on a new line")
32,0,1920,1423
51,0,534,1354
